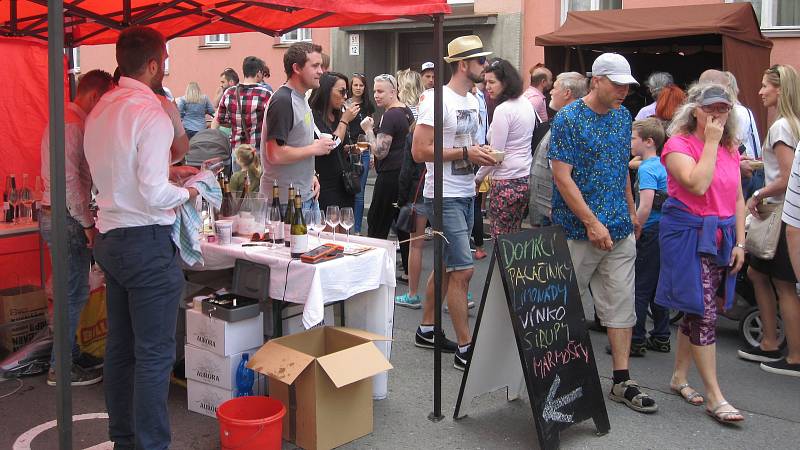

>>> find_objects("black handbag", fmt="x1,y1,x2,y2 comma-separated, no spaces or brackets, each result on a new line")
335,145,363,196
396,170,425,234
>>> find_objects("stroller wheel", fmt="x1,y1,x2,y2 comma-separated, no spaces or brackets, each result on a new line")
738,306,786,349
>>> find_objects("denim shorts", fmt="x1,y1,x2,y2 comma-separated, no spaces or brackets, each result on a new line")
424,196,474,272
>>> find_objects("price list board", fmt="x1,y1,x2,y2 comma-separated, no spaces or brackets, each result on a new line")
455,227,609,450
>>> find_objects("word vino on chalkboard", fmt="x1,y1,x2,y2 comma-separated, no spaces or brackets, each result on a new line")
455,227,609,450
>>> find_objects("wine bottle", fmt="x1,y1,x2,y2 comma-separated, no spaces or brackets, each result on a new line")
220,179,234,217
271,180,284,244
283,184,295,247
290,194,308,258
9,175,17,223
3,176,10,223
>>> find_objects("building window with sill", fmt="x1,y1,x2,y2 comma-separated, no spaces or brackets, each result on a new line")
561,0,622,24
729,1,800,30
204,34,231,46
280,28,312,43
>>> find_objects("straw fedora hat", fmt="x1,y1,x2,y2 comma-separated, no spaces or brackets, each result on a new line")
443,35,492,63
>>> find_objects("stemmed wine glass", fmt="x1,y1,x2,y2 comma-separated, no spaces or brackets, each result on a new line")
325,205,340,243
305,207,326,246
268,205,283,248
340,207,354,244
20,180,33,223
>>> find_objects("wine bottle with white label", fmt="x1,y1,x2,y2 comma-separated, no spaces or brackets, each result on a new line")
290,194,308,258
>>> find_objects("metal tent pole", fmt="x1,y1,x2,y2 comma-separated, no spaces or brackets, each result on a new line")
428,12,445,423
48,1,72,448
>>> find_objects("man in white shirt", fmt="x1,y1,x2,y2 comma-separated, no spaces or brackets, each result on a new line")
40,69,114,387
84,26,199,450
412,35,496,371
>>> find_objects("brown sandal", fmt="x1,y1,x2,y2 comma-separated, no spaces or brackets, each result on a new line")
706,401,744,424
670,383,704,406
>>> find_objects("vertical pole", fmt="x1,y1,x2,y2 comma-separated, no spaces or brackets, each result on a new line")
66,40,77,101
428,13,445,423
48,0,72,449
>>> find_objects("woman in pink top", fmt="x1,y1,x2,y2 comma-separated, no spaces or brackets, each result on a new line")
659,83,746,424
475,58,536,238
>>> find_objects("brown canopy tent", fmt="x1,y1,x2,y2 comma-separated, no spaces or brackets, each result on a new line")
535,2,772,135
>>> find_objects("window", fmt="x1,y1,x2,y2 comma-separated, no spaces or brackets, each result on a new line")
728,0,800,29
280,28,312,43
204,34,231,46
561,0,622,24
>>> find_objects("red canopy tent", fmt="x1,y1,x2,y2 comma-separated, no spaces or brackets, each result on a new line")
1,2,453,448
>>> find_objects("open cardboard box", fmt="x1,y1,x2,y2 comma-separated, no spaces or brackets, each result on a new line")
248,327,392,450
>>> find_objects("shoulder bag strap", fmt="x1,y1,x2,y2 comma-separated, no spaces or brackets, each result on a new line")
412,168,426,204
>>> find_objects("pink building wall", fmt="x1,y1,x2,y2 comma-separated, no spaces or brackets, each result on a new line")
79,30,331,101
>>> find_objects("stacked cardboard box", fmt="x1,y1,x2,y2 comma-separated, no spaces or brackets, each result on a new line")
0,286,48,353
184,307,264,418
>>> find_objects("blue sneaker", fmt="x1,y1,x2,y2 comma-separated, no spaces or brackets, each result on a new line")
395,293,422,309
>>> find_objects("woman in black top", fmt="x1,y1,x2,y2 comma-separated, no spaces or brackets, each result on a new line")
346,73,377,234
309,72,360,211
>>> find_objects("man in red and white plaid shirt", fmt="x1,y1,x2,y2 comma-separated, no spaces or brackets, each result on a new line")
213,56,272,161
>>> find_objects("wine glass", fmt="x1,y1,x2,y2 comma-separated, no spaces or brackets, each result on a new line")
325,205,340,243
269,205,283,248
340,207,354,244
356,134,369,154
304,208,323,246
21,187,33,223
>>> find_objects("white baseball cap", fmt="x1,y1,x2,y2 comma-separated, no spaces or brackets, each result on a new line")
588,53,639,86
421,62,434,72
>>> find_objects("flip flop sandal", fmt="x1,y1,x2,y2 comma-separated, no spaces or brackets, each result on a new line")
609,380,659,413
670,383,704,406
706,401,744,424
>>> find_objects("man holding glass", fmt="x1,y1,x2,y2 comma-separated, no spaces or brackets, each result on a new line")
260,42,329,208
411,35,496,370
85,26,200,449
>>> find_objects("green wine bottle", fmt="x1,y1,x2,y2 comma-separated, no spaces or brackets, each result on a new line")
284,184,295,247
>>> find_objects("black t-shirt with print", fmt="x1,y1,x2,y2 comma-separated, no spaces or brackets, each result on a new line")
375,106,414,173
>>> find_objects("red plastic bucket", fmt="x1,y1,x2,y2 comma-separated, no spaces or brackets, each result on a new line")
217,396,286,450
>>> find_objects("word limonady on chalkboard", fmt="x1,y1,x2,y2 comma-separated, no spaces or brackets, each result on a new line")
455,226,609,450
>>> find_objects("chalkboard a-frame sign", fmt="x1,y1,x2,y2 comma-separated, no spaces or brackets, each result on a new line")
454,227,610,449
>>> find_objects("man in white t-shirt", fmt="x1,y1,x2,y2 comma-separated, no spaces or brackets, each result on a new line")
411,35,496,371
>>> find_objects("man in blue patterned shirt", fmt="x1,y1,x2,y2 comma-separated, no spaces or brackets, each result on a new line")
549,53,657,414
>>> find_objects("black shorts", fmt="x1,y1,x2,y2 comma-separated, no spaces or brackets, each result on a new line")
748,222,798,283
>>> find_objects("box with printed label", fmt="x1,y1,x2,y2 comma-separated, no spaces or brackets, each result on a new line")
248,327,392,450
0,285,48,352
185,307,263,356
184,344,260,390
187,375,267,418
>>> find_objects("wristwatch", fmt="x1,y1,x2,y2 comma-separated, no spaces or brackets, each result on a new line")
752,189,761,201
462,146,469,161
735,243,746,249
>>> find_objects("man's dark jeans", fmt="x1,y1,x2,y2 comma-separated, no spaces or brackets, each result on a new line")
633,223,670,342
94,225,184,450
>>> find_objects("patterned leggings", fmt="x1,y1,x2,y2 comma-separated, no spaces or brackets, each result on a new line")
679,256,725,346
488,176,530,238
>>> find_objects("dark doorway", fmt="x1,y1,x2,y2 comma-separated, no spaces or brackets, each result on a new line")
398,30,465,80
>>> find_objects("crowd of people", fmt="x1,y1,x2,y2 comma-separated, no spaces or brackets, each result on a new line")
39,23,800,448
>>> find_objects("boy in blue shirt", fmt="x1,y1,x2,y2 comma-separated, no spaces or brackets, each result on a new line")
631,118,670,355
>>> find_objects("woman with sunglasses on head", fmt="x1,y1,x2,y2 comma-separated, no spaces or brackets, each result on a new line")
657,82,746,424
346,73,377,234
474,58,536,238
309,72,360,212
737,64,800,377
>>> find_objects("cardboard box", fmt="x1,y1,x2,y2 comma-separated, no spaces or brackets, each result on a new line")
187,377,268,418
185,307,263,356
185,344,260,390
0,285,47,324
0,286,48,352
249,327,392,450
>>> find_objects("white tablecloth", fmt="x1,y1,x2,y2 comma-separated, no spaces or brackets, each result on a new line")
191,232,397,399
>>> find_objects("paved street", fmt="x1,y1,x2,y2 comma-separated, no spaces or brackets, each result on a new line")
1,179,799,449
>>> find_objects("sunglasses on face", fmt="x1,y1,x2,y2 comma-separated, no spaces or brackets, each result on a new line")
336,88,348,96
700,104,731,114
466,56,487,65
